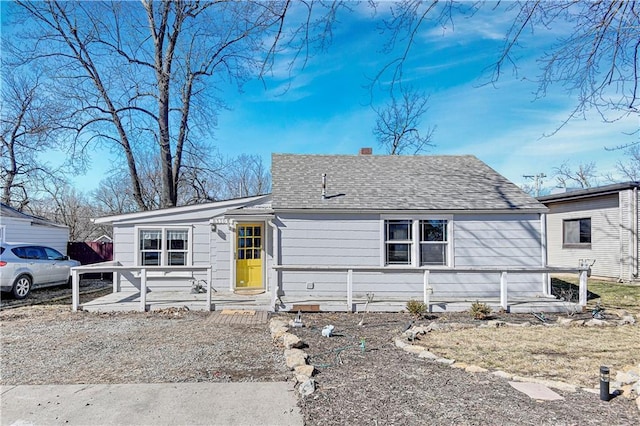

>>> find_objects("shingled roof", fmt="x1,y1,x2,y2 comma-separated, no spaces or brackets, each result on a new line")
271,154,546,211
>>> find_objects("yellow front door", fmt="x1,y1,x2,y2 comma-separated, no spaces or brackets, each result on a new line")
236,223,263,288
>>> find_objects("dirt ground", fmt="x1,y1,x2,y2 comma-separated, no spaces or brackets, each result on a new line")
287,312,640,426
1,306,638,425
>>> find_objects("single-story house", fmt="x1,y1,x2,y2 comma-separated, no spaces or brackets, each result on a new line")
538,182,639,282
0,203,70,254
92,152,555,311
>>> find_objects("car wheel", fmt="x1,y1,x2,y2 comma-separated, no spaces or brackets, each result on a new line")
12,275,32,299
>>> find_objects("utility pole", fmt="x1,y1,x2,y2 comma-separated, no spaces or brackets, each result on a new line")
523,173,547,197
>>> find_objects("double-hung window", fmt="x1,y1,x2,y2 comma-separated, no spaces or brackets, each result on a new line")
563,218,591,248
384,218,450,267
385,220,413,265
138,227,191,266
419,220,448,266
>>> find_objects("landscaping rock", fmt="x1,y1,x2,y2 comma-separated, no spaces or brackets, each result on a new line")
294,364,315,378
585,318,607,327
394,338,408,349
556,317,575,327
512,376,577,393
269,319,289,333
282,332,304,349
618,315,637,325
298,378,315,396
504,321,531,327
403,344,426,355
418,350,439,360
616,370,640,385
492,370,513,380
466,365,489,373
450,362,469,370
284,348,308,370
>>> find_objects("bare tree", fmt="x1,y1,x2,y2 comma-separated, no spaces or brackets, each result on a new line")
92,175,140,216
0,71,66,208
493,1,639,135
374,1,639,139
32,186,96,241
223,154,271,199
11,1,342,210
373,86,435,155
553,161,598,189
614,145,640,181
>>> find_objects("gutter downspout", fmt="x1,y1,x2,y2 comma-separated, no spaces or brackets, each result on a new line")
541,213,550,295
620,192,625,281
268,219,280,310
229,219,236,292
634,187,639,279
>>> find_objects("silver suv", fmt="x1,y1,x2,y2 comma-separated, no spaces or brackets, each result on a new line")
0,242,81,299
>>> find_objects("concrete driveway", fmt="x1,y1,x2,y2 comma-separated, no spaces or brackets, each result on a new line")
1,382,302,426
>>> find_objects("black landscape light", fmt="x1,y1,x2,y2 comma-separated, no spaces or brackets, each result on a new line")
599,366,610,401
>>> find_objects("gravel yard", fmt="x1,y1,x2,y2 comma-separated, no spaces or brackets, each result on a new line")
1,306,638,426
0,306,288,385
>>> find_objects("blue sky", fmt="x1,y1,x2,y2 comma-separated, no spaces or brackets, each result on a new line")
52,3,638,193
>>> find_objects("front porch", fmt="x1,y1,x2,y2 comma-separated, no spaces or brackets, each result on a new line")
72,263,588,314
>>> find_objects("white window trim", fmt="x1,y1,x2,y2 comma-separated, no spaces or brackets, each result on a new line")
380,215,453,268
134,225,193,266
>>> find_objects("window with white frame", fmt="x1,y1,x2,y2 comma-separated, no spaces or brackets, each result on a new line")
138,228,190,266
385,220,412,265
420,219,448,265
384,218,450,266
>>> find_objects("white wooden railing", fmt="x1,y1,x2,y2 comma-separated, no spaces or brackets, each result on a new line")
272,265,590,312
70,262,213,312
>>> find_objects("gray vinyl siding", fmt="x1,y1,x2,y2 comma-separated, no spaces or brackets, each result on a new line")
276,212,543,299
454,214,542,268
107,198,269,291
546,194,620,279
213,223,232,291
0,217,69,254
278,212,380,267
112,220,213,291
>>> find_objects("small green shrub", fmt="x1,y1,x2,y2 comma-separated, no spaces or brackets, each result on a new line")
406,299,427,318
469,301,492,320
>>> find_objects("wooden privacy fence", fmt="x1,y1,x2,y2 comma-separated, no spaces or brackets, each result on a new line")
67,241,113,264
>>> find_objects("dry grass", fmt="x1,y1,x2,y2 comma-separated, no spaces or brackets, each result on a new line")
419,325,639,388
553,275,640,316
417,278,640,388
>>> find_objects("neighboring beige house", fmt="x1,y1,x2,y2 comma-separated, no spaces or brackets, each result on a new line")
538,182,639,282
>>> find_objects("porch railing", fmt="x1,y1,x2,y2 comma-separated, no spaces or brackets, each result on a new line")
70,262,213,312
272,265,590,312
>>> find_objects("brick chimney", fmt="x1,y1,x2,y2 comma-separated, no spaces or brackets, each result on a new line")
359,147,372,155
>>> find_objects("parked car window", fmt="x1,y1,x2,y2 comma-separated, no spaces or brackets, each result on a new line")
43,247,65,260
30,247,46,260
12,247,26,258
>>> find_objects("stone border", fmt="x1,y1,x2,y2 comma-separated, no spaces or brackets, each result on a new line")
269,318,316,396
